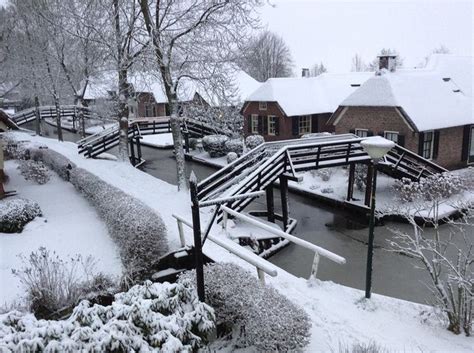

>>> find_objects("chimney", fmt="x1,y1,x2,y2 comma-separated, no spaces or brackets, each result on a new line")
378,55,397,72
301,68,310,78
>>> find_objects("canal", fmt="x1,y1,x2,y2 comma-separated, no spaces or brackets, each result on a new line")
30,123,450,304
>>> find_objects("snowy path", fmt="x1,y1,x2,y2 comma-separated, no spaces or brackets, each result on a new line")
0,160,122,307
5,132,472,352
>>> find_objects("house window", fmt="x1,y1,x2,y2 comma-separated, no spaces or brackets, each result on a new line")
469,126,474,163
422,130,434,159
355,128,368,138
299,116,311,135
268,116,277,135
384,131,399,143
251,114,259,134
145,104,154,117
259,102,267,110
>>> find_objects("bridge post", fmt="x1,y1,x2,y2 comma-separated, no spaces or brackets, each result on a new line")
347,163,355,201
190,172,205,302
129,138,136,166
266,185,275,223
135,136,142,162
364,163,374,207
279,176,289,231
184,132,190,153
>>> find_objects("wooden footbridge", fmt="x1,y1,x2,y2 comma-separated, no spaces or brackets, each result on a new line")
11,105,92,129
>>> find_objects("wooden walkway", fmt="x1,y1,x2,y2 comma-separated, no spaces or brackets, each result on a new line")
11,105,92,127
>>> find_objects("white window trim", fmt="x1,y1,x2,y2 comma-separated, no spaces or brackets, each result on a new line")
259,101,267,111
384,130,399,143
251,114,259,134
267,115,276,136
299,115,312,135
355,128,368,137
422,130,435,160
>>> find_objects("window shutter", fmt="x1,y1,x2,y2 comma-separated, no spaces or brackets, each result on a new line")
432,130,440,159
275,117,280,136
398,135,405,147
292,117,299,136
349,129,355,134
247,116,252,134
311,115,318,133
263,116,268,135
461,125,471,161
418,132,425,156
367,130,374,136
258,116,263,134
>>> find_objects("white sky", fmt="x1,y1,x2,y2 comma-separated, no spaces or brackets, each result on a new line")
259,0,473,73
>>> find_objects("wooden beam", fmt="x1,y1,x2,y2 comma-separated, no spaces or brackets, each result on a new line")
347,163,355,201
266,186,275,223
279,175,289,231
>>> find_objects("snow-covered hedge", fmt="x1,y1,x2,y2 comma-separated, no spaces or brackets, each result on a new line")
17,160,50,185
245,135,265,150
224,139,244,155
202,135,229,157
29,148,75,181
0,198,42,233
70,168,168,276
226,152,238,164
179,263,311,351
0,280,215,352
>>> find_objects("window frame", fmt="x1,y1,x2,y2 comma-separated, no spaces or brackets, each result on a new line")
250,114,259,134
468,126,474,164
355,128,369,138
299,115,312,135
384,131,399,143
145,103,154,117
267,115,277,136
259,101,267,111
422,130,435,160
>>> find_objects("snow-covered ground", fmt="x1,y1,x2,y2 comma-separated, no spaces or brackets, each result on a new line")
4,131,472,352
140,133,174,148
84,123,116,135
0,160,122,307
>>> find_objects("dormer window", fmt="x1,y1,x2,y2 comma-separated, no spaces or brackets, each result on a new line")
259,102,267,110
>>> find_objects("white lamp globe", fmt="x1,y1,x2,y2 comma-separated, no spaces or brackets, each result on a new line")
360,136,395,160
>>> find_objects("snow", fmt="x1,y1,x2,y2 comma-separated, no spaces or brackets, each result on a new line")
341,55,473,131
85,123,116,135
246,71,372,116
0,160,122,307
5,131,473,352
140,133,174,148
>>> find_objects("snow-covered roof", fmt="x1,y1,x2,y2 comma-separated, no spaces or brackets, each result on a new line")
341,55,473,131
245,72,372,116
82,69,260,106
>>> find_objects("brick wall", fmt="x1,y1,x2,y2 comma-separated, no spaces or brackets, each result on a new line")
333,106,467,170
242,102,334,142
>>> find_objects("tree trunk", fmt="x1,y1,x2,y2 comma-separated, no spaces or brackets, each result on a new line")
34,95,41,136
54,96,63,142
170,99,187,191
117,69,129,162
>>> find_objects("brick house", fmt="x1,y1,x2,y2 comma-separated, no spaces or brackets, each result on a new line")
241,71,372,141
329,55,473,170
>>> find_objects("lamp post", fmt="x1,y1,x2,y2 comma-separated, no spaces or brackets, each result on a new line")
360,137,395,299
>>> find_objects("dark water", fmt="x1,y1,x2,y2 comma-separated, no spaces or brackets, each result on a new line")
30,122,464,304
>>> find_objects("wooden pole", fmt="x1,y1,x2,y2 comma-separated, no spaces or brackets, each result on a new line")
129,138,135,166
347,163,355,201
190,171,205,302
364,163,374,207
266,185,275,223
279,176,289,231
184,131,190,153
135,136,142,162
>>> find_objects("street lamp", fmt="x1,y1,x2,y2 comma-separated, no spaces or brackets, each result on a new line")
360,136,395,299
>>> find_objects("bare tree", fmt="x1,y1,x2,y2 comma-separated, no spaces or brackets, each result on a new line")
419,45,451,68
351,53,368,72
138,0,261,190
239,30,293,82
384,172,473,336
309,61,327,77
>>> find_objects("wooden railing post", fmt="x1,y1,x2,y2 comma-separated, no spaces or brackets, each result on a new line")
190,171,205,302
266,185,275,223
257,268,265,285
347,163,355,201
176,219,186,247
310,251,320,281
279,175,289,231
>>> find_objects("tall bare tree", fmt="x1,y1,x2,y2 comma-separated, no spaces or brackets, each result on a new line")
351,53,368,72
239,30,293,82
138,0,261,190
309,61,327,77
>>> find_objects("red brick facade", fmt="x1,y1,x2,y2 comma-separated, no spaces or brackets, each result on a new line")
332,106,471,170
242,101,334,142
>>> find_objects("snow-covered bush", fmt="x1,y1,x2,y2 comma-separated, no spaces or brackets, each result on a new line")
311,168,334,182
0,197,42,233
321,187,334,194
17,160,50,184
12,247,114,319
29,148,75,181
188,138,199,150
224,139,244,155
2,137,29,160
245,135,264,150
227,152,238,164
0,280,215,352
179,263,311,351
70,167,168,276
202,135,229,157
